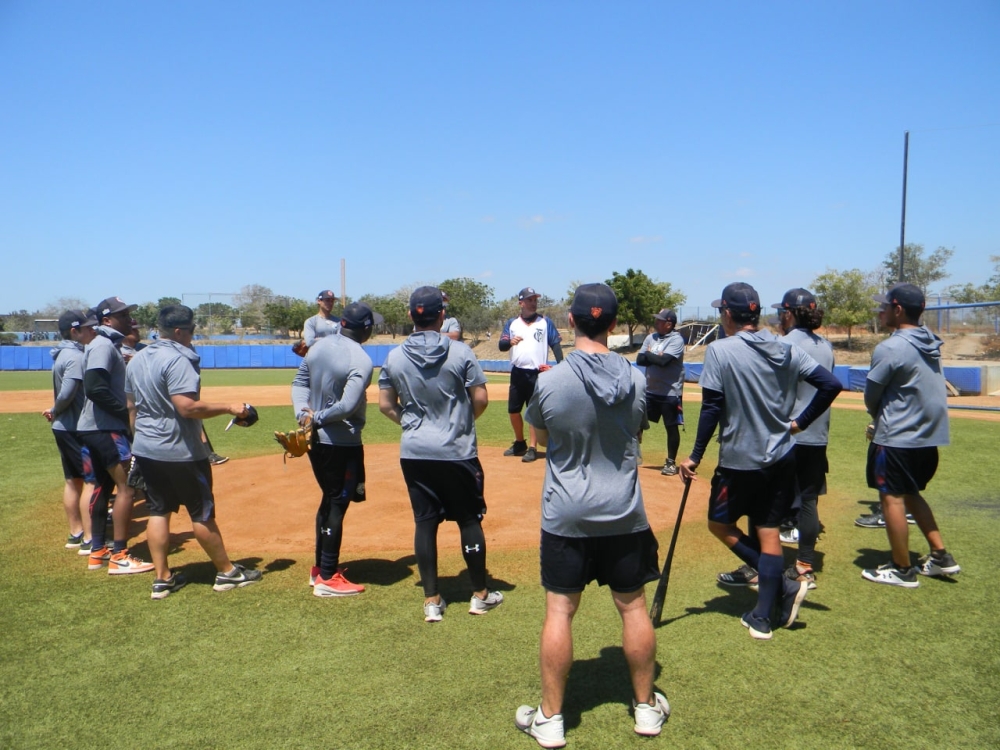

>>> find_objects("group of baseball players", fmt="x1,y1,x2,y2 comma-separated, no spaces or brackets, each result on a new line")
44,279,960,747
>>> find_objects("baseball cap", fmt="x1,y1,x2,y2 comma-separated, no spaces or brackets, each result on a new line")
570,283,618,322
873,283,925,312
94,296,138,318
409,286,445,322
518,287,541,301
317,290,336,300
771,288,818,310
58,309,96,334
340,302,379,330
712,283,760,315
654,309,678,323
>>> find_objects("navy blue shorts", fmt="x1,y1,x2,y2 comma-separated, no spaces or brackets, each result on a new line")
79,431,131,485
646,394,683,427
540,528,660,594
137,456,215,522
53,430,87,481
308,443,366,504
400,458,486,524
707,451,797,529
867,444,938,495
508,366,539,413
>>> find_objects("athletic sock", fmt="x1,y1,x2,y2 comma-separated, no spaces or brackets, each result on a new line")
752,553,783,620
730,534,761,569
112,540,127,554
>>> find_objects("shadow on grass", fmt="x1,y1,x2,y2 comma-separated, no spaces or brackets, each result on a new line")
560,646,665,730
410,567,518,603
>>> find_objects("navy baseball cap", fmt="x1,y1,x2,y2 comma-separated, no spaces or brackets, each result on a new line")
94,296,138,318
341,302,381,330
873,283,925,312
570,283,618,322
317,290,336,300
58,309,96,334
772,288,818,310
410,286,445,322
518,287,541,301
654,309,678,323
712,283,760,315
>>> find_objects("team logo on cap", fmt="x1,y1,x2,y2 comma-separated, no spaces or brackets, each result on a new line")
591,307,602,318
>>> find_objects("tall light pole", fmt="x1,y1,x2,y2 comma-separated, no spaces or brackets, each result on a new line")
898,130,909,284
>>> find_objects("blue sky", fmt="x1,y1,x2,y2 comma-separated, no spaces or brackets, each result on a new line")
2,1,998,316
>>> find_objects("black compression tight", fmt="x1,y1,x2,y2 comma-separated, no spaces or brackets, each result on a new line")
666,425,680,461
315,499,348,576
414,517,488,597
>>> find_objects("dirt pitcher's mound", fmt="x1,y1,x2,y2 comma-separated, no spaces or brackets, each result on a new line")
208,445,708,557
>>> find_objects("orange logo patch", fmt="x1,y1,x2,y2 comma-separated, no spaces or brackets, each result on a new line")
591,307,602,318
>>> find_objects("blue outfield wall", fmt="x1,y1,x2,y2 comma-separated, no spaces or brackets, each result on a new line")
0,344,988,395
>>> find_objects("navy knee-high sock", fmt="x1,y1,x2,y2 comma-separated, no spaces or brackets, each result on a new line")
730,533,761,569
752,553,783,620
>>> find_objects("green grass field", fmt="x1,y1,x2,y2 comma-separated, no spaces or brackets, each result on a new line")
1,372,998,749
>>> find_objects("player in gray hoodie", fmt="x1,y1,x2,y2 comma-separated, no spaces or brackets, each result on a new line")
861,283,959,587
379,286,503,623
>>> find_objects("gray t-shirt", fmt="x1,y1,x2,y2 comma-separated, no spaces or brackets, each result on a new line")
125,340,209,462
637,331,685,398
78,329,129,433
865,326,949,448
49,340,85,432
699,330,819,471
378,331,487,460
783,328,835,446
303,314,340,346
525,350,650,538
291,333,373,447
441,316,461,337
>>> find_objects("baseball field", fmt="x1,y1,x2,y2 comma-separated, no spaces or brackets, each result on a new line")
1,369,998,749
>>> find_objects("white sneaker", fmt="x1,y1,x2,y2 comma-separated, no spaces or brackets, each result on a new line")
779,527,800,544
633,692,671,736
515,705,566,749
423,597,446,623
469,590,504,615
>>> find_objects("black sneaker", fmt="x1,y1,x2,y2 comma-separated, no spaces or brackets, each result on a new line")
917,552,961,576
778,576,808,628
855,509,916,527
151,571,187,600
717,564,758,587
209,452,230,466
521,447,538,463
504,441,528,457
740,611,772,640
661,460,679,476
213,564,262,591
861,562,919,588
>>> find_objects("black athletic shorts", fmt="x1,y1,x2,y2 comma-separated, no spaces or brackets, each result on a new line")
53,430,87,481
79,430,132,485
308,443,366,504
137,456,215,522
400,457,486,524
866,444,939,495
646,394,683,427
508,366,539,413
793,443,828,499
707,450,797,529
540,528,660,594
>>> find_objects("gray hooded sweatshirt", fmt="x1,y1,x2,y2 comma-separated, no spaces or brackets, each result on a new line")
49,340,86,432
525,350,650,538
378,330,487,460
865,326,949,448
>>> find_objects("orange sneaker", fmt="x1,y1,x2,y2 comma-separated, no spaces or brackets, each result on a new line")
108,550,155,575
88,546,112,570
313,569,364,597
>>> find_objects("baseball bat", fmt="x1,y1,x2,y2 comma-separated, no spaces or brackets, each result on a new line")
649,476,692,626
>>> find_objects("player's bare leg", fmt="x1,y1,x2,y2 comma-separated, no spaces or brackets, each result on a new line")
881,493,912,568
63,478,86,538
509,412,526,443
612,588,656,705
147,514,172,579
539,590,581,718
903,493,946,551
192,518,234,573
109,462,134,543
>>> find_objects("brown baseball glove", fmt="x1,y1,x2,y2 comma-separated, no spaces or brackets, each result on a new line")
292,340,309,357
274,423,313,460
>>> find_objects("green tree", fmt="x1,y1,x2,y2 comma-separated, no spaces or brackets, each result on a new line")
360,294,408,338
605,269,687,343
133,303,159,329
948,255,1000,302
195,302,239,335
438,278,495,321
812,267,877,348
882,243,954,293
235,284,274,331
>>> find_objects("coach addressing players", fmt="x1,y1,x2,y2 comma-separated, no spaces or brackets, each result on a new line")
499,287,563,463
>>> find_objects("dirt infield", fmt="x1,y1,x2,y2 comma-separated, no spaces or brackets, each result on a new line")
207,444,708,555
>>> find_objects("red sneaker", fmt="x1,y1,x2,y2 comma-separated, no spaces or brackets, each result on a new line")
313,569,364,597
